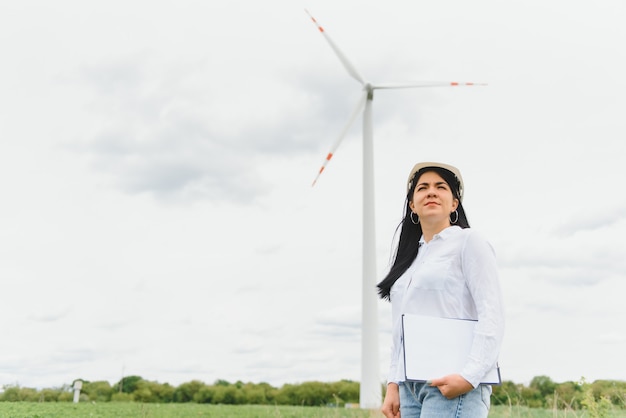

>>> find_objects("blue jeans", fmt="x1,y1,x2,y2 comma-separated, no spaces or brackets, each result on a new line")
399,381,491,417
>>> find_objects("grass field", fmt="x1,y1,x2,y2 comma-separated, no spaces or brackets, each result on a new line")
0,403,625,418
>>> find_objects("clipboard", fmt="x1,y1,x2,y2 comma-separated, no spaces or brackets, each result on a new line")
401,313,501,385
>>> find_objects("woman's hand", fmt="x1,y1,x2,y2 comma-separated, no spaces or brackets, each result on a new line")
429,374,473,399
381,383,401,418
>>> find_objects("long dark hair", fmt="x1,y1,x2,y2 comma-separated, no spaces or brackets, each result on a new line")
376,166,470,301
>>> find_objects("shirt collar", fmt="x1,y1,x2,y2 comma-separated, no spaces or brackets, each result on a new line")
419,225,461,245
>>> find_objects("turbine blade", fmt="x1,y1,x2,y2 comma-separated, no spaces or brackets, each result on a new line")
312,92,368,187
373,81,488,89
305,10,365,85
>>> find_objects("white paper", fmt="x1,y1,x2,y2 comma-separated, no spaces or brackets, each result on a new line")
402,313,501,385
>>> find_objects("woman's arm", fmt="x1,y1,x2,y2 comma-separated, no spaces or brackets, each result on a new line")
460,230,505,387
381,383,401,418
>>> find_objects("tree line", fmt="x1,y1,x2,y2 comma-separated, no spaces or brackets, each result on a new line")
1,375,624,411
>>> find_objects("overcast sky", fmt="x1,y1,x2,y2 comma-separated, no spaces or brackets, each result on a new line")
1,0,625,391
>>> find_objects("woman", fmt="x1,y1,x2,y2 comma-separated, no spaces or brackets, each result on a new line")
378,162,504,418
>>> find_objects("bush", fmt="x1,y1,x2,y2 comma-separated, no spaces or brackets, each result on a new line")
1,386,39,402
82,380,113,402
110,392,134,402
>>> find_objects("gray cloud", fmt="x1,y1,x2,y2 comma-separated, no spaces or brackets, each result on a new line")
67,55,333,204
597,333,626,345
48,348,97,364
27,307,72,323
313,306,361,339
553,205,626,237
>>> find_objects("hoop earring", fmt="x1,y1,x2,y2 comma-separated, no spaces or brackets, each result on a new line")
410,212,420,225
450,210,459,224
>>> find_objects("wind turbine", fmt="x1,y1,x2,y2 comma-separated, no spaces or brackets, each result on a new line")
306,11,485,409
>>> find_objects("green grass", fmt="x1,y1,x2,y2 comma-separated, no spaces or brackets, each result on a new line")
0,403,625,418
0,403,376,418
490,404,626,417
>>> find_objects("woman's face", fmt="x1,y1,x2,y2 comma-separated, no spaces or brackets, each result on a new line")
409,171,459,223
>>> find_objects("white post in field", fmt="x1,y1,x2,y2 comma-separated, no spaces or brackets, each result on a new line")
72,380,83,403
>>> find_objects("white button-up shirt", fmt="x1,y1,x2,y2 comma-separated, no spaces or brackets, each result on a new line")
387,225,505,388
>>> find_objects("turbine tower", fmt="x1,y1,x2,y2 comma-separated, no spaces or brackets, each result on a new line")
306,11,484,409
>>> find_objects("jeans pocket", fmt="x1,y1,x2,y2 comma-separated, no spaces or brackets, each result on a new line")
480,385,492,410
